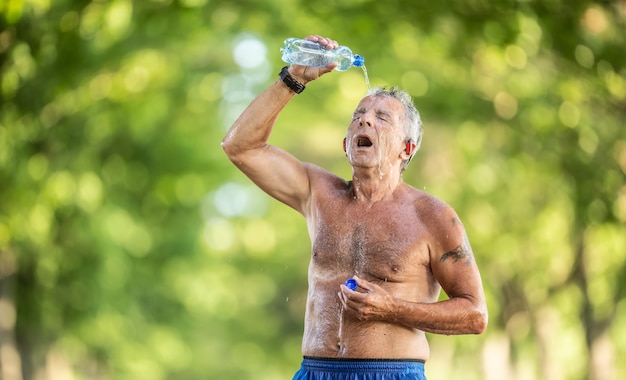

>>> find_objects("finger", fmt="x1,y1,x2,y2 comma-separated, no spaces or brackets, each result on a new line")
303,35,338,49
337,289,350,308
342,288,368,307
314,36,337,49
343,299,368,320
305,35,324,44
340,295,359,313
352,275,367,290
340,283,361,298
352,276,377,292
339,285,352,299
323,62,339,72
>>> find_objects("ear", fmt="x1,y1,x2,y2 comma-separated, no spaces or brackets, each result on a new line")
343,138,347,152
405,139,416,156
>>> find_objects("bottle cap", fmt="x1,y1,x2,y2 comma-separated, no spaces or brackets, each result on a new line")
345,278,357,291
353,54,364,67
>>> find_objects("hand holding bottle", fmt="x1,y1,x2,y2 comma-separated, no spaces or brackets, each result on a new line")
306,35,339,52
282,35,363,84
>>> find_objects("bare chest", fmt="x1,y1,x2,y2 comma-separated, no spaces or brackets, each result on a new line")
310,200,426,280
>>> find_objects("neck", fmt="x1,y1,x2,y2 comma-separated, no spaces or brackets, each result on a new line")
350,167,403,203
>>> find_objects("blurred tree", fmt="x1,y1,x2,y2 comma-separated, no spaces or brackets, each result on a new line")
0,0,624,379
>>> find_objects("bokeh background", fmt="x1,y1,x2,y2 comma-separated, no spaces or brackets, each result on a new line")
1,0,625,379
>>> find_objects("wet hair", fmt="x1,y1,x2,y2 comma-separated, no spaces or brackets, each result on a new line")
366,86,423,171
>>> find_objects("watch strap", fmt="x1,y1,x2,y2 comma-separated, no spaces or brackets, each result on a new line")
279,66,306,94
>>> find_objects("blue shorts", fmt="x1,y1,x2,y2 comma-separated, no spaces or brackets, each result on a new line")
293,356,427,380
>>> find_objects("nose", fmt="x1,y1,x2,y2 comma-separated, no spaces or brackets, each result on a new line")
358,112,373,128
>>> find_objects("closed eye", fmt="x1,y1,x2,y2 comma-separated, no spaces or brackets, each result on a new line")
376,111,390,122
352,110,364,121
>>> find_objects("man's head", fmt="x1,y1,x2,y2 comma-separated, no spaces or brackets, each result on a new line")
366,87,423,171
346,87,423,173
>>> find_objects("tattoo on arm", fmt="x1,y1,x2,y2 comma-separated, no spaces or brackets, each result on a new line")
440,245,473,266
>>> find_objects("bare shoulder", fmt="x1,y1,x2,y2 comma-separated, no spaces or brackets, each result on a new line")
305,163,351,192
405,185,461,226
301,164,351,217
404,185,468,257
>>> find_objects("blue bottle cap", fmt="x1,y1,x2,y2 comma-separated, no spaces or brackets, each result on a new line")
345,278,357,291
353,54,364,67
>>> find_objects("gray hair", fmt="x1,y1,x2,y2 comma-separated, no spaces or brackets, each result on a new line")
366,86,423,171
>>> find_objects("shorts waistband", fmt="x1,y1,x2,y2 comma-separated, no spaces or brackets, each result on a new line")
301,356,425,373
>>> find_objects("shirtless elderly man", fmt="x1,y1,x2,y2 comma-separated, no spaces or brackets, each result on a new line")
222,35,488,380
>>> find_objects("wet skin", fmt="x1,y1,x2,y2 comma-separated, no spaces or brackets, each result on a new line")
222,36,487,362
304,179,443,359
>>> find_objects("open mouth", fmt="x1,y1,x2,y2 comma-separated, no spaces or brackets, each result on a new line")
356,136,373,147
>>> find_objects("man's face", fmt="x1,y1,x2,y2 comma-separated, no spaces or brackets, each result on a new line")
345,95,406,172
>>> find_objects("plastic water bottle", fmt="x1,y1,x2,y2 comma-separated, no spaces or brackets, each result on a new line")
345,278,357,291
281,38,364,72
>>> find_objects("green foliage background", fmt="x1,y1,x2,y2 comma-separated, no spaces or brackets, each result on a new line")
1,0,625,379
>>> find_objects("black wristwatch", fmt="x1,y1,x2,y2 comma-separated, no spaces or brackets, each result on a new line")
279,66,306,94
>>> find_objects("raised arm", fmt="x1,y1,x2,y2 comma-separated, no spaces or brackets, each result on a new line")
221,36,338,214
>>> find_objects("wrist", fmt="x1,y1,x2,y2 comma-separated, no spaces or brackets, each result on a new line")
287,66,310,85
279,66,306,94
